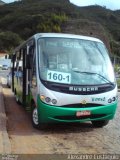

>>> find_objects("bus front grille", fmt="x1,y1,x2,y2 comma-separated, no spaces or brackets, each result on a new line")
54,114,106,120
61,103,103,108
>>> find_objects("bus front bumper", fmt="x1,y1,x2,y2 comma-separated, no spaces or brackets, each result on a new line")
37,97,117,123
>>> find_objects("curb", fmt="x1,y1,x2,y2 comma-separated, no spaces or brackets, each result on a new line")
0,79,11,154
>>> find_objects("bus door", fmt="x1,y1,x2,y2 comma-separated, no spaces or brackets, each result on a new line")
25,43,36,109
14,48,26,104
16,46,28,107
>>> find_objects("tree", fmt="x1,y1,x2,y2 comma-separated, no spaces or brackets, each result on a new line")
0,31,22,52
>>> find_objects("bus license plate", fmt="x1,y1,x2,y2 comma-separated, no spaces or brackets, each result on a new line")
76,111,91,117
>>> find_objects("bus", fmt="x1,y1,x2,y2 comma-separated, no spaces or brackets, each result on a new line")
12,33,118,129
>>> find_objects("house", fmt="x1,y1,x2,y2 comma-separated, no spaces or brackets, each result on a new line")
0,0,5,5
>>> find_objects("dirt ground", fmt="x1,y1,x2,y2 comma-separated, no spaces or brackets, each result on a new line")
2,84,120,154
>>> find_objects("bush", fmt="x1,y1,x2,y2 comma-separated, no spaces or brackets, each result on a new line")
117,78,120,89
0,31,22,52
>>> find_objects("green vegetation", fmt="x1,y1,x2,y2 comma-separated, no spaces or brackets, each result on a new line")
117,79,120,88
0,0,120,54
0,31,22,51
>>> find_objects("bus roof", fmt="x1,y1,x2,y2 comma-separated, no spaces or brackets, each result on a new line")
33,33,103,43
14,33,103,53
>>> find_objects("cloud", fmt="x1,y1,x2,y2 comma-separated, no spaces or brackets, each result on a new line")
2,0,15,3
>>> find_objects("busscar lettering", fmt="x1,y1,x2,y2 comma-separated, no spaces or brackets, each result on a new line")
69,87,98,92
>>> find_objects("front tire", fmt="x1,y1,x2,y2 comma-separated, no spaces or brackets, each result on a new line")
92,120,109,128
32,107,39,129
31,105,48,129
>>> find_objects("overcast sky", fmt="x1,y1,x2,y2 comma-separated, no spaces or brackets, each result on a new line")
70,0,120,10
2,0,120,10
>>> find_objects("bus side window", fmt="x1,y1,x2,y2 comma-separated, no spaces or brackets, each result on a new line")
29,46,34,68
32,58,37,88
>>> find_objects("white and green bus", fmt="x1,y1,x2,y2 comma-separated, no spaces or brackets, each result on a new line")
12,33,118,128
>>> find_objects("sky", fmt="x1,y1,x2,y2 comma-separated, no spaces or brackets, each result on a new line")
70,0,120,10
2,0,120,10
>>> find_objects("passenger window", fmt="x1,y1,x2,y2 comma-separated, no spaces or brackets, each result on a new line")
27,45,36,88
29,46,34,68
32,58,37,88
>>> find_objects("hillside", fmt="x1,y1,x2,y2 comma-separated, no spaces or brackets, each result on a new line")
0,0,120,55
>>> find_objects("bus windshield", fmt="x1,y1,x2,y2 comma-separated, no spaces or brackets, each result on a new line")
38,37,115,85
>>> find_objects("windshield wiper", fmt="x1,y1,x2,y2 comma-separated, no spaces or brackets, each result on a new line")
72,70,114,85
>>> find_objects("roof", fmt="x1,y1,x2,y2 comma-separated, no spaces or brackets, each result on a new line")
34,33,103,43
14,32,103,52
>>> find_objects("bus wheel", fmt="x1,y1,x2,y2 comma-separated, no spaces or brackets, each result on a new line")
92,120,109,128
31,105,47,129
32,107,39,128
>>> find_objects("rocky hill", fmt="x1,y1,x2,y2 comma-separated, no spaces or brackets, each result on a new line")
0,0,120,55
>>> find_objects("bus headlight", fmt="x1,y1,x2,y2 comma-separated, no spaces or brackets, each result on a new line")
112,97,116,101
52,99,57,104
108,97,116,103
40,95,57,105
108,98,112,103
40,95,45,101
45,97,51,103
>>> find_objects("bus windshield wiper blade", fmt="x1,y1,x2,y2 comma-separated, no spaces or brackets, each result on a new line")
72,70,114,85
